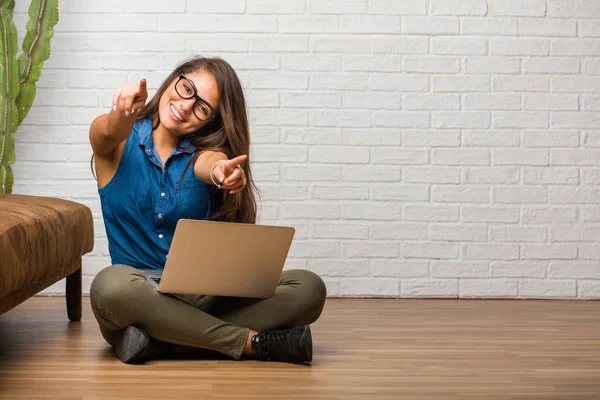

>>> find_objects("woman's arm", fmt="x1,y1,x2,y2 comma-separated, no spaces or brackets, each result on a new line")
89,110,137,157
194,150,228,183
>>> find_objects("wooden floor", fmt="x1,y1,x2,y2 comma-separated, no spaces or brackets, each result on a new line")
0,298,599,400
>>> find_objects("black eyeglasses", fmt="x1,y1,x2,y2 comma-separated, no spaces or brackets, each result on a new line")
174,74,216,121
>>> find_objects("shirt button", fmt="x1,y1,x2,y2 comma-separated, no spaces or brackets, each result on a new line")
157,214,163,219
158,234,164,239
146,148,151,154
160,192,165,197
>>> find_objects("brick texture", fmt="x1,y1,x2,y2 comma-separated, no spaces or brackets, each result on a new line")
12,0,599,298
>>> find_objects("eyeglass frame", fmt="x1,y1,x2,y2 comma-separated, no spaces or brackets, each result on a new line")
174,73,217,121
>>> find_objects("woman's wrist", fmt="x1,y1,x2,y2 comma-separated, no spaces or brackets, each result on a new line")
210,159,227,188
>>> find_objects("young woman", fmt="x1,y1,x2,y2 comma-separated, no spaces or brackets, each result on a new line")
88,56,326,365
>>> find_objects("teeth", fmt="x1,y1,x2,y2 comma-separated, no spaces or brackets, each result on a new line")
170,104,184,122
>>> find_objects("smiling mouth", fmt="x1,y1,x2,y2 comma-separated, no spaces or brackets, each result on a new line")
170,104,186,122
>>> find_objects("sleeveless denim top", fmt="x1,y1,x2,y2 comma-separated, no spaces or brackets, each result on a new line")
99,119,212,270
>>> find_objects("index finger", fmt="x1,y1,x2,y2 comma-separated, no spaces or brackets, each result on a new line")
138,78,147,95
228,154,248,168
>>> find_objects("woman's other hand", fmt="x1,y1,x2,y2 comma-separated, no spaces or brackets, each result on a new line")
212,155,248,194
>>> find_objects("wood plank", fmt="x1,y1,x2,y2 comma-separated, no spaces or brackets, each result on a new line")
0,297,599,399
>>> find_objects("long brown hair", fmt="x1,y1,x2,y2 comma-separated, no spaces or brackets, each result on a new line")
144,56,258,224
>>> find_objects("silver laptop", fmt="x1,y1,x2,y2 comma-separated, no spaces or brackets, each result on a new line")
141,219,295,298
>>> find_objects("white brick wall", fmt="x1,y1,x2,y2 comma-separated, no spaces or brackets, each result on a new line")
11,0,600,299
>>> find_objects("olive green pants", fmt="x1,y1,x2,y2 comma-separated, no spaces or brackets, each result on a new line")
89,264,327,360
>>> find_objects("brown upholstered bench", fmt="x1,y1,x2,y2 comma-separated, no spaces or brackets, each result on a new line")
0,194,94,321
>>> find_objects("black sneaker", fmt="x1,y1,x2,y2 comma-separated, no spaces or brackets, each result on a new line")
113,325,154,364
251,325,313,364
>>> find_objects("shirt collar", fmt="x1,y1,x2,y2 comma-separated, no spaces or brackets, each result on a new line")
136,118,195,154
136,119,154,148
177,136,195,154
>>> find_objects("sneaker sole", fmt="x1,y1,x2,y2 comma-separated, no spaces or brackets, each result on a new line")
114,325,150,364
302,325,313,363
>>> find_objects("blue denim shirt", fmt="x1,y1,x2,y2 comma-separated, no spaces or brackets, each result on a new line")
99,118,211,270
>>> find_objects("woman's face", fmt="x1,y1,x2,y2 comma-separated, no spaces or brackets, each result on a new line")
158,69,220,136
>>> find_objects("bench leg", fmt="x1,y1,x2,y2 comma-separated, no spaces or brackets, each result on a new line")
66,261,82,322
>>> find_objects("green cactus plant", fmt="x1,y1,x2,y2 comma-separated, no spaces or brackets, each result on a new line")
0,0,59,194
